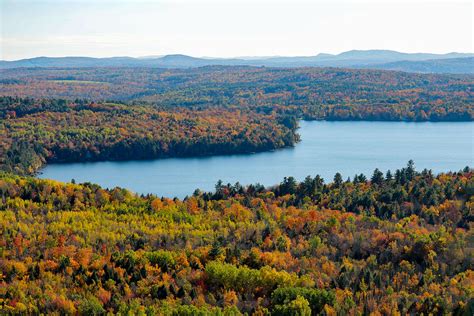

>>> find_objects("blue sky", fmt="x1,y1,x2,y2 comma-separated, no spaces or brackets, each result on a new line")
1,0,472,60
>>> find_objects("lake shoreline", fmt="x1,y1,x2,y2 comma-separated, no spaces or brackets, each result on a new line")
37,119,473,172
39,120,473,198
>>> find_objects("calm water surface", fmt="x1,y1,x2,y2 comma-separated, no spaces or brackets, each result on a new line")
39,121,473,198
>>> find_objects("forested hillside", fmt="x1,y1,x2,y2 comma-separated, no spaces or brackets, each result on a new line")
0,97,298,175
0,163,472,314
1,67,473,121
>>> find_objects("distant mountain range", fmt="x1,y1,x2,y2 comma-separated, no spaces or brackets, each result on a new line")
1,50,473,74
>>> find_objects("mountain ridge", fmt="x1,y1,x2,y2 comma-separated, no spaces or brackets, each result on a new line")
1,50,473,74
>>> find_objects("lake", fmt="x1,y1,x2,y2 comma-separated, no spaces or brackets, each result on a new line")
39,121,473,198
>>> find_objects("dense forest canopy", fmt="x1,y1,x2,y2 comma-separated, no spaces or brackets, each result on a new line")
1,66,473,121
0,96,298,175
0,163,472,314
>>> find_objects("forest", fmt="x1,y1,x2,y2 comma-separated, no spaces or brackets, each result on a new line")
1,66,473,121
0,65,473,315
0,96,298,175
0,162,472,314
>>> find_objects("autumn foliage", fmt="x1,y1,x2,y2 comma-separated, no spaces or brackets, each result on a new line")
1,66,472,121
0,96,298,175
0,163,472,314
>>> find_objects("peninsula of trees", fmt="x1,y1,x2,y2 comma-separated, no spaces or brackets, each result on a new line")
0,97,298,175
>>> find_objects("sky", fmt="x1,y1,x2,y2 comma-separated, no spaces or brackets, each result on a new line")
1,0,472,60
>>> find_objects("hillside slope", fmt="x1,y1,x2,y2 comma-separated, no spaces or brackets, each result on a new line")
0,164,472,314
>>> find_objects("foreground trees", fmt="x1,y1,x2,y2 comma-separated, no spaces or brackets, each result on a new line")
0,164,472,314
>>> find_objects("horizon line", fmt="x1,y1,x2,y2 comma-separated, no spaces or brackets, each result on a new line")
2,49,474,62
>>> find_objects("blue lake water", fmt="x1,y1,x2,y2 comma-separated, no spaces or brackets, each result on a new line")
39,121,473,198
